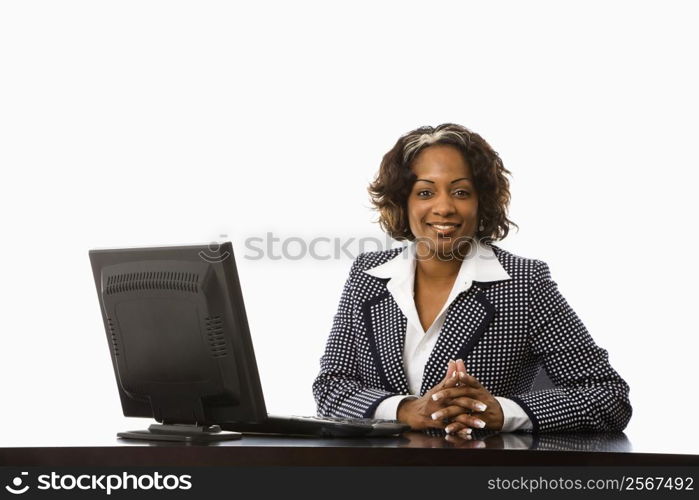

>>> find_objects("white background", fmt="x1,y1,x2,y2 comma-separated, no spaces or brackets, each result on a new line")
1,0,697,451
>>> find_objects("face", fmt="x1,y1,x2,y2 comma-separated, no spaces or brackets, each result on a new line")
406,144,479,260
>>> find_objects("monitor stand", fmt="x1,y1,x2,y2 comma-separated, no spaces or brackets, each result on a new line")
118,423,242,443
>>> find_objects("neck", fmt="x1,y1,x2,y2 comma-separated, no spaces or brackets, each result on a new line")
413,239,473,282
414,253,462,283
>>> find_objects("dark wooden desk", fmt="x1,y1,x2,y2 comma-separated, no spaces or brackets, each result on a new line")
2,431,697,466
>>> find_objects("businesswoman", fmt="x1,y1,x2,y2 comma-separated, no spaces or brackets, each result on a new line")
312,123,632,437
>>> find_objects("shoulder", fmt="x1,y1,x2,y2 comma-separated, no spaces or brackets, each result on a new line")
489,244,552,283
347,243,553,282
339,247,405,297
349,246,406,275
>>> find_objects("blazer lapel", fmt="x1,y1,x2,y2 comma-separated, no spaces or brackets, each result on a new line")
418,284,496,395
360,287,410,394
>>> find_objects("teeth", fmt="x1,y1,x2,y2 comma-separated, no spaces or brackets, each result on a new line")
432,224,457,230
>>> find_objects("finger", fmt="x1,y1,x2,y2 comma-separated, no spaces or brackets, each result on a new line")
448,396,488,413
446,369,461,388
431,386,478,402
448,359,456,375
452,413,488,429
444,359,456,382
429,404,475,422
440,365,462,390
424,417,448,430
444,421,464,435
430,362,462,399
444,420,473,436
427,376,458,408
457,370,483,388
455,358,467,378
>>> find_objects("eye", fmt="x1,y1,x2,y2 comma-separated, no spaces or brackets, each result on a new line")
454,189,471,198
416,189,433,198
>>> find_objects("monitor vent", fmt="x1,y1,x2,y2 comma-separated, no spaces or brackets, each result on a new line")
105,272,199,295
107,317,120,356
205,315,227,358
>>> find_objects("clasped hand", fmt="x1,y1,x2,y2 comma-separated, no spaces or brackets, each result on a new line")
396,359,504,438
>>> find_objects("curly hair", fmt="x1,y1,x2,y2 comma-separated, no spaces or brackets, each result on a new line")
368,123,517,242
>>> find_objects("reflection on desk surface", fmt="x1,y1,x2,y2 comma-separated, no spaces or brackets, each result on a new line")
111,430,631,453
3,430,697,467
3,427,697,458
406,430,631,452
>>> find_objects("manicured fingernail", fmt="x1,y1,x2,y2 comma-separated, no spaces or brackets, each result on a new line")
458,429,471,438
431,412,442,420
475,403,487,412
452,371,457,378
473,419,486,428
456,358,463,363
445,425,455,434
432,393,441,401
459,371,466,379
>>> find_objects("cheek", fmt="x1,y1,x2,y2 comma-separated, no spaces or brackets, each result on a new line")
406,202,427,234
406,199,422,221
461,199,479,218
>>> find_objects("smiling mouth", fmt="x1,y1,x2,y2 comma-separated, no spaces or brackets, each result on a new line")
426,222,461,237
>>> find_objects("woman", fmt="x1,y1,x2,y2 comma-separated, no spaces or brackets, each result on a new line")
312,123,632,437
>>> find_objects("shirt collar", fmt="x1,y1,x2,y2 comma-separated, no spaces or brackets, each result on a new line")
363,240,511,334
363,239,511,286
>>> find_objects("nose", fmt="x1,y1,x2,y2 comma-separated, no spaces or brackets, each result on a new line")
431,191,456,217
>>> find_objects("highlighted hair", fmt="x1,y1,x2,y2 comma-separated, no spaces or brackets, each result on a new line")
368,123,517,242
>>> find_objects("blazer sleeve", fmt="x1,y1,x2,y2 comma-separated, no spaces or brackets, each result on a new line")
508,260,633,432
312,253,398,418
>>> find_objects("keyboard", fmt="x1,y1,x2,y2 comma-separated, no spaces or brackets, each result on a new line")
221,414,410,438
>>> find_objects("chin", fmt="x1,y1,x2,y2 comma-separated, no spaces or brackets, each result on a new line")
436,243,462,259
414,236,465,261
438,237,475,259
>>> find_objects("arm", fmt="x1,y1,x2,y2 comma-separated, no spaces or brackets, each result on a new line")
508,260,632,432
495,396,533,431
373,395,416,420
313,256,495,428
312,253,398,418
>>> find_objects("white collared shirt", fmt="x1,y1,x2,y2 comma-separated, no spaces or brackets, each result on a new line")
364,240,532,432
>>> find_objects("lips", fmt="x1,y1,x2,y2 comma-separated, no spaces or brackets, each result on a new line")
426,222,461,236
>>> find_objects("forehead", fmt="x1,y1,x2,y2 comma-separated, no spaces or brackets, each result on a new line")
410,144,471,179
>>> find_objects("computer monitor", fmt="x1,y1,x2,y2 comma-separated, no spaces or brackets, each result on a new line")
89,242,266,442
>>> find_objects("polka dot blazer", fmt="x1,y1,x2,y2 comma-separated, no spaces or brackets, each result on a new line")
312,244,632,432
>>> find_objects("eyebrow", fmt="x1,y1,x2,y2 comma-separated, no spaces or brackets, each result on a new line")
415,177,471,184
